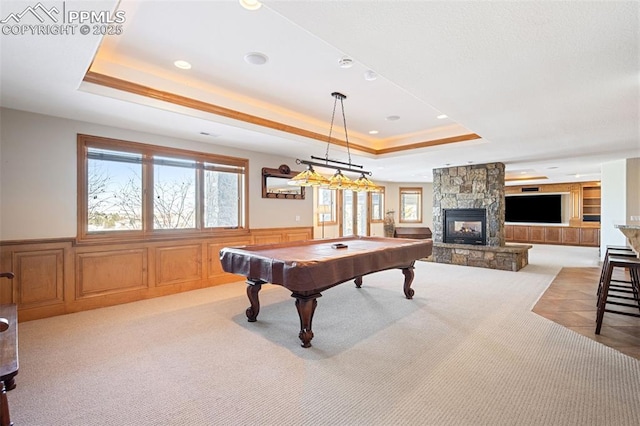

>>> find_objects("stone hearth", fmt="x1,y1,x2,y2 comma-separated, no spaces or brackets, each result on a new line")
433,242,531,272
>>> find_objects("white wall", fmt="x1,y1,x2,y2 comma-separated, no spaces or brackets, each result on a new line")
627,158,640,220
600,160,628,253
385,182,434,230
0,108,313,240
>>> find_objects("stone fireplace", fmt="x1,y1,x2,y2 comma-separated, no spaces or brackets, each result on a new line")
433,162,505,246
443,208,486,245
432,162,530,271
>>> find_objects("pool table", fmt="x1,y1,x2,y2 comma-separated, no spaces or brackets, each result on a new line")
219,236,433,347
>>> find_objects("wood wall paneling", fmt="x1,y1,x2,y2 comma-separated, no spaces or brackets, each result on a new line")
1,227,312,321
505,183,574,194
76,249,148,299
285,231,312,242
251,227,313,245
253,235,282,245
155,245,202,287
569,184,582,226
14,250,64,309
207,239,252,279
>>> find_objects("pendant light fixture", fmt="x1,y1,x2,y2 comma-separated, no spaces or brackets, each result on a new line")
289,92,380,192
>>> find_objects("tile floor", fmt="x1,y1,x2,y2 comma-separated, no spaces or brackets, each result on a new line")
533,266,640,359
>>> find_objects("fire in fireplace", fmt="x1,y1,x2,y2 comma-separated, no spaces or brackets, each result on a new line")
443,208,487,245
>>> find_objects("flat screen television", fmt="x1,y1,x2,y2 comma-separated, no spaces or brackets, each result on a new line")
505,194,562,223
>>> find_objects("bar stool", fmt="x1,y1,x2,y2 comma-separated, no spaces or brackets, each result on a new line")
595,255,640,334
606,245,634,251
596,247,637,302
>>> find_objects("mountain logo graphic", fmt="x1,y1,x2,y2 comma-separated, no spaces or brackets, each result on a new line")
0,2,60,24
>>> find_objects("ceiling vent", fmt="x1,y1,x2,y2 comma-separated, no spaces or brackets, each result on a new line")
521,187,540,192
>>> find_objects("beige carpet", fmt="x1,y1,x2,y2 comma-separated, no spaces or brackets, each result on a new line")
10,245,640,425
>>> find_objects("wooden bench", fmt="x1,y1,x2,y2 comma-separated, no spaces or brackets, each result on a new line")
394,227,432,240
0,272,16,426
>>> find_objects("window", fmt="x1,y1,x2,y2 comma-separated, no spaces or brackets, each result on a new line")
317,187,337,224
153,156,197,230
78,134,248,241
399,187,422,223
87,148,143,232
369,188,385,222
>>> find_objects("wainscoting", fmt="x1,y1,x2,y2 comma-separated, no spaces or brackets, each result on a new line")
0,227,312,321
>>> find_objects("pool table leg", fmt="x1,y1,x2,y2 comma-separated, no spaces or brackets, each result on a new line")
245,279,265,322
402,262,416,299
354,276,363,288
293,293,321,348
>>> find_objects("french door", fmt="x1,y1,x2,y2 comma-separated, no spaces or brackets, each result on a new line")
341,190,369,236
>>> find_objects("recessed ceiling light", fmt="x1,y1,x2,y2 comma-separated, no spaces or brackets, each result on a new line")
364,70,377,81
239,0,262,10
368,130,379,135
386,115,400,121
200,132,219,137
174,60,191,70
244,52,268,65
339,56,354,68
547,166,558,169
437,114,448,119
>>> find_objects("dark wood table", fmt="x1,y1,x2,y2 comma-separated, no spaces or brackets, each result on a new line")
220,236,433,347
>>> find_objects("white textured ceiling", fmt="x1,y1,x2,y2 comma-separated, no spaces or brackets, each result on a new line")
1,0,638,184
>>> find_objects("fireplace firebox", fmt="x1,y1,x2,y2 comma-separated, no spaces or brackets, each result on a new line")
443,208,487,245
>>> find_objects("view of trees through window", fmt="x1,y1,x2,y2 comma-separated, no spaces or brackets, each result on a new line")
88,149,142,232
82,137,247,237
153,157,196,230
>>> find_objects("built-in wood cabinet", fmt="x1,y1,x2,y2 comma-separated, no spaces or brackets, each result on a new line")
581,184,601,224
579,228,600,246
506,181,600,227
529,227,545,243
505,225,599,247
544,227,562,244
504,181,601,246
504,225,514,241
561,227,581,245
512,226,529,242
